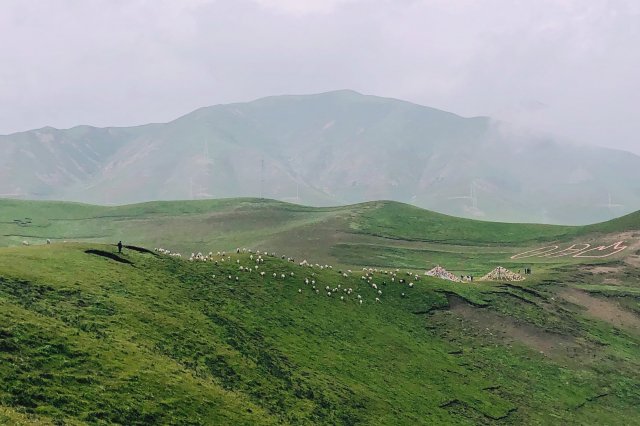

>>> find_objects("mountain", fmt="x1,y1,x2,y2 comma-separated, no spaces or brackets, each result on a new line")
2,90,639,224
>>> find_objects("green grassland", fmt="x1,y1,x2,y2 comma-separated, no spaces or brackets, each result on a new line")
0,198,639,424
2,197,636,268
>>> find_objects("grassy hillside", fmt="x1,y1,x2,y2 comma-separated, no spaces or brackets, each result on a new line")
2,197,637,274
0,242,639,424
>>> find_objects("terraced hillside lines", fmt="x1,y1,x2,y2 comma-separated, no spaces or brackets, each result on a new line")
1,243,639,424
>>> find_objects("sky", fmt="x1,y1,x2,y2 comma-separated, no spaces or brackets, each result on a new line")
1,0,639,154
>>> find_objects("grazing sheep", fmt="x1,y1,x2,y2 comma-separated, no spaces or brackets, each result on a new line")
375,297,380,303
409,282,414,288
298,289,302,293
46,239,51,244
22,241,29,246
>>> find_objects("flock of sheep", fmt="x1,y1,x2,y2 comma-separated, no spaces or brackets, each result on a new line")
152,247,448,306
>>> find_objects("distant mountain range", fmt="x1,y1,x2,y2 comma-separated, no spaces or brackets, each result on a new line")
1,89,639,224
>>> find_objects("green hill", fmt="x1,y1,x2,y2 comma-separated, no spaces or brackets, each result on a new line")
1,199,639,423
0,242,638,424
2,197,637,274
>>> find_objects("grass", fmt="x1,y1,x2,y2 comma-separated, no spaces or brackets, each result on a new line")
0,242,638,424
0,198,639,424
1,197,634,271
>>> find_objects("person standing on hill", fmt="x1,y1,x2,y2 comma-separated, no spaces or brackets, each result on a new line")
117,241,123,253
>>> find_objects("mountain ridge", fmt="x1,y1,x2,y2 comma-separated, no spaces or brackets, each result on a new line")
1,90,638,224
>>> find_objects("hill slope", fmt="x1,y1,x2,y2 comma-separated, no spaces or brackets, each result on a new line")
2,90,639,224
0,243,639,424
1,198,639,276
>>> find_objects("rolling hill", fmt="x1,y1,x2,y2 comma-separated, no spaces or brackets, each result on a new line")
1,197,639,275
2,90,639,224
0,242,639,424
1,198,639,424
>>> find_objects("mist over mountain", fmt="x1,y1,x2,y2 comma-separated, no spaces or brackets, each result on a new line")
1,90,638,224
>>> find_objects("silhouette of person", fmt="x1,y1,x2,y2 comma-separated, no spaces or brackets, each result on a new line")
117,241,123,253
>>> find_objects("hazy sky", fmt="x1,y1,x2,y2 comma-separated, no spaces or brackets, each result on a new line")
1,0,639,153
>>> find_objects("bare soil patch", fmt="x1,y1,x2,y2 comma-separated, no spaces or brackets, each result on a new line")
446,295,579,357
560,288,640,333
583,265,624,274
624,255,640,268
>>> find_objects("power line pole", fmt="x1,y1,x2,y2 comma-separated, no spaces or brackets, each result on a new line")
260,158,265,199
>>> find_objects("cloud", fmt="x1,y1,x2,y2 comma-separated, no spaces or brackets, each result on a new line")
251,0,359,15
0,0,638,154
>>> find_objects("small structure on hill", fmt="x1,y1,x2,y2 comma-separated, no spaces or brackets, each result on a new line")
479,266,525,282
425,266,461,282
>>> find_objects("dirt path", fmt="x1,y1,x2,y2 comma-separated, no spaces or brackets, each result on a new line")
560,288,640,333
